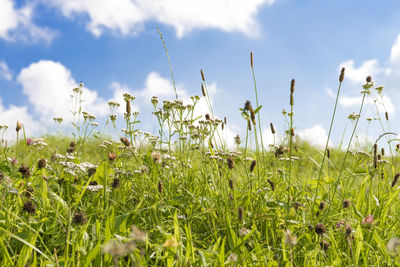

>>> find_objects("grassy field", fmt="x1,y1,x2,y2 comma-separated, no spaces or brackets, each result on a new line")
1,61,400,266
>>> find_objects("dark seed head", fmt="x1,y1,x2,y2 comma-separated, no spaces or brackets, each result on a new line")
366,76,372,83
229,178,234,190
87,167,97,177
320,240,330,252
238,206,244,221
339,67,345,83
89,181,98,186
385,112,389,121
315,223,326,235
70,141,76,148
267,179,275,191
381,148,385,156
392,173,400,187
290,128,295,136
270,122,275,134
37,158,46,169
319,201,326,211
308,225,314,231
250,160,256,172
158,180,164,194
205,114,211,121
250,108,256,125
19,165,31,178
290,79,295,93
200,69,205,82
23,200,36,214
327,148,330,159
120,137,131,147
108,152,117,161
201,83,206,97
343,199,351,209
25,186,34,198
112,177,120,188
67,147,75,153
126,100,131,115
247,120,252,131
73,212,87,225
345,224,352,236
250,51,254,68
227,157,235,169
244,100,252,111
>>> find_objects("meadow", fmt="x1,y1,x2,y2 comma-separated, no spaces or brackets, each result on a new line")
1,49,400,266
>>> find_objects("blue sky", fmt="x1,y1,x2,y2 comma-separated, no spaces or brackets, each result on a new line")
1,0,400,148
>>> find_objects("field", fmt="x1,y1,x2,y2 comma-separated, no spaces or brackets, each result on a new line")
1,62,400,266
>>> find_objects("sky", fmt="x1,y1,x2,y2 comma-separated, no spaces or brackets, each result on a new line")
1,0,400,149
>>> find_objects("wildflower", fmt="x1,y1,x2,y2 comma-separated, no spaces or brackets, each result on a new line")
362,214,374,226
227,253,238,262
151,96,158,105
315,223,325,235
285,230,297,246
387,237,400,254
73,212,87,225
108,152,117,161
23,200,36,214
339,67,345,83
239,227,251,237
87,184,103,192
151,151,162,164
120,137,131,147
19,165,30,178
26,138,32,146
37,158,47,169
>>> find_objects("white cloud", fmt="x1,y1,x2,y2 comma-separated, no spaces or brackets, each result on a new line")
0,60,12,80
46,0,275,38
0,99,41,141
297,124,328,148
338,94,394,115
0,0,56,43
339,59,388,85
17,60,109,123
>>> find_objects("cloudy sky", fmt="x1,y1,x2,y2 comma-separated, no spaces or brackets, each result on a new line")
1,0,400,148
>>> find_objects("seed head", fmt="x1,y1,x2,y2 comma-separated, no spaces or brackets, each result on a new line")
37,158,47,169
238,206,244,221
250,160,256,172
290,128,295,136
381,148,385,156
392,173,400,187
112,177,120,188
25,186,34,198
247,120,252,131
108,152,117,161
87,167,97,177
342,199,351,209
320,240,330,252
200,69,205,82
224,117,227,125
267,179,275,191
327,148,330,159
250,51,254,68
229,178,234,190
70,141,76,148
366,76,372,83
315,223,326,235
19,165,31,178
270,122,275,134
158,180,164,194
319,201,326,211
345,224,352,236
23,200,36,214
126,101,131,115
339,67,345,83
73,212,87,225
244,100,252,111
290,93,294,106
201,83,206,97
16,121,22,132
250,108,256,125
120,137,131,147
205,114,211,121
385,112,389,121
234,134,240,145
308,225,314,231
290,79,295,93
227,157,235,169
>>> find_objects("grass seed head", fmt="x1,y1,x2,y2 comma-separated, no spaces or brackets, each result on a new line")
366,75,372,83
87,167,97,177
16,121,22,132
112,177,120,188
339,67,345,82
290,79,295,93
201,83,206,97
23,200,36,214
19,165,31,178
250,51,254,68
290,128,295,136
250,107,256,125
70,141,76,148
250,159,256,172
120,137,131,147
290,93,294,106
270,123,275,134
227,157,235,169
267,179,275,191
385,112,389,121
238,206,244,221
345,224,352,236
247,120,252,131
200,69,205,82
108,152,117,161
343,199,351,209
320,240,330,252
25,186,34,198
319,201,326,211
126,100,131,115
37,158,47,169
315,223,325,235
327,148,330,158
229,178,234,190
392,173,400,187
73,212,88,225
381,148,385,156
158,180,164,194
244,100,252,111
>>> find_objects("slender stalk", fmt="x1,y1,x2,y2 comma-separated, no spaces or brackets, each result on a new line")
312,80,343,216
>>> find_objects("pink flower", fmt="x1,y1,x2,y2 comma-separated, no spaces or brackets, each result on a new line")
26,138,32,146
362,215,374,226
11,158,18,165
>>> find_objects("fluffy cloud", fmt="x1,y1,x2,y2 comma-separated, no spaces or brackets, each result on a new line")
0,0,56,43
0,60,12,80
339,59,388,85
17,60,109,122
46,0,275,38
297,124,328,148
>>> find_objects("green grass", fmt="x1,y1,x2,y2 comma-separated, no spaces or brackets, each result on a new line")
1,59,400,266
